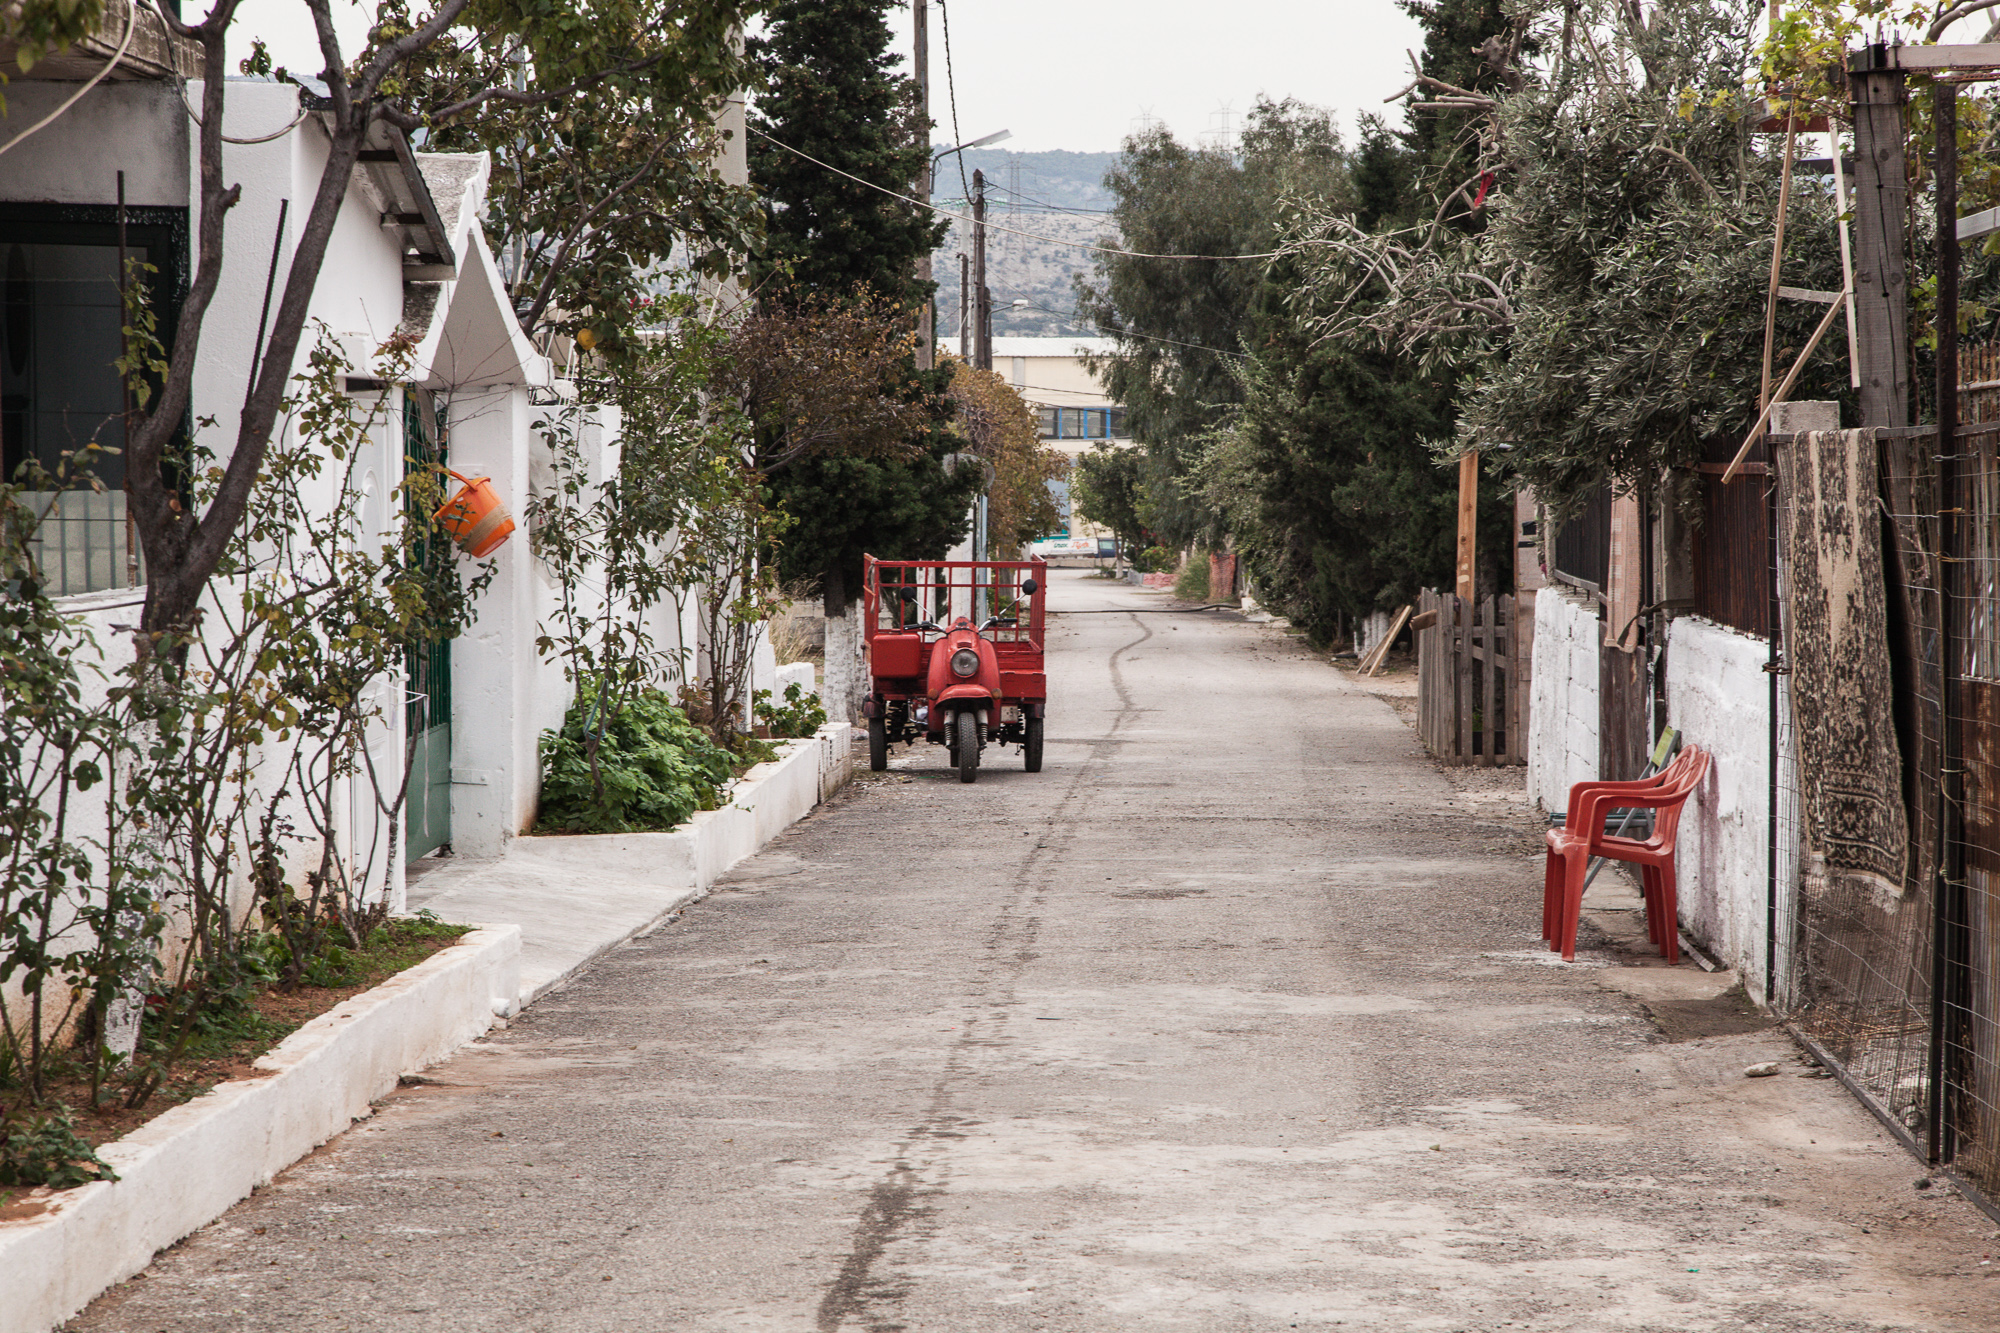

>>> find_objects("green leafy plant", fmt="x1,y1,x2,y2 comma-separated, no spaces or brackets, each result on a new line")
754,683,827,739
537,684,735,834
1173,559,1210,602
0,1107,117,1190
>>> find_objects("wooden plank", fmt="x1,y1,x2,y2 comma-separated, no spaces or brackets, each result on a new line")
1479,594,1497,767
1958,206,2000,243
1502,595,1517,766
1367,604,1413,678
1512,593,1530,766
1850,68,1912,429
1464,592,1480,764
1456,454,1479,601
1418,590,1438,754
1861,42,2000,72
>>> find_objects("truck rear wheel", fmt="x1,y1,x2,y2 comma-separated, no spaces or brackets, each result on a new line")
1024,716,1043,772
955,710,979,784
868,717,887,771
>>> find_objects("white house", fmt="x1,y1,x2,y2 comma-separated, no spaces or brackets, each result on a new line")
0,40,756,926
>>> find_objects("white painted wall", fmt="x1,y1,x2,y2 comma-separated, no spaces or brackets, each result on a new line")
1527,586,1602,812
1665,616,1793,1004
0,80,188,205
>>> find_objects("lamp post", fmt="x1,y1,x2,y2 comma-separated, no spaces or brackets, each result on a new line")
931,131,1007,364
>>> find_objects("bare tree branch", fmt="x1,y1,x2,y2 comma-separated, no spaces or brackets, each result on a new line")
1930,0,2000,40
517,136,673,330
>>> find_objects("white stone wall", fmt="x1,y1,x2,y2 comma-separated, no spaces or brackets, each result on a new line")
1526,587,1602,812
1665,615,1792,1004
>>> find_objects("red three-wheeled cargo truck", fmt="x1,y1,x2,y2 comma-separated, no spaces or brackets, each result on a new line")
858,556,1049,784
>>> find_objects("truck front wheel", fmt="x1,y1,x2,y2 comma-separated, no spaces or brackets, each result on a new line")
955,710,980,784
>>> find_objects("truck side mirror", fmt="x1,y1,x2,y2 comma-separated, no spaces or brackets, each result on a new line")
1022,578,1038,595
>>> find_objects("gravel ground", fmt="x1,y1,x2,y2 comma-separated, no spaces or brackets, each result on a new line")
70,570,1997,1333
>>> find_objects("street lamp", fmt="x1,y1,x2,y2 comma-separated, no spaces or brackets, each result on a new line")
933,129,1011,167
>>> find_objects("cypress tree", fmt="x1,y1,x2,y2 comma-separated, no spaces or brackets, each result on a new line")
747,0,971,617
747,0,944,305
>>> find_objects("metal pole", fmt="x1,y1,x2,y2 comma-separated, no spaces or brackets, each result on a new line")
957,253,970,361
117,171,138,587
913,0,933,370
1767,460,1781,1009
1930,81,1963,1169
972,169,990,371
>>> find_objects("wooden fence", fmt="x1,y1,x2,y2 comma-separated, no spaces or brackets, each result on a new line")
1415,588,1529,767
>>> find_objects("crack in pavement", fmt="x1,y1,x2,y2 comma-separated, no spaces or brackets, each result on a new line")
813,617,1152,1332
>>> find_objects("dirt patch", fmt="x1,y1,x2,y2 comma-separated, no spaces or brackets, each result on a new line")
18,919,471,1152
1642,985,1776,1042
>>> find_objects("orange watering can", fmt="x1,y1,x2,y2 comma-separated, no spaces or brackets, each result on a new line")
434,469,515,557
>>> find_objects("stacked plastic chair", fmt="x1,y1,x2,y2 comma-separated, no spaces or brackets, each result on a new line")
1542,746,1711,963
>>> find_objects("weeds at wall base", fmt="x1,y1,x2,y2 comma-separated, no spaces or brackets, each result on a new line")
0,915,470,1185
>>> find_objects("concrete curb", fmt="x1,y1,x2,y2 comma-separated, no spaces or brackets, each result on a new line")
0,925,522,1333
1,726,855,1333
406,722,856,1004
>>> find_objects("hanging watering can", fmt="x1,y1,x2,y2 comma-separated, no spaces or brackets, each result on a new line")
434,468,515,557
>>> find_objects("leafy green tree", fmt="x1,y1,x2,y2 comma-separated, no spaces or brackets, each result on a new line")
746,0,943,305
1074,98,1351,546
1287,0,1848,521
126,0,757,654
763,379,977,614
1070,445,1149,556
383,0,762,350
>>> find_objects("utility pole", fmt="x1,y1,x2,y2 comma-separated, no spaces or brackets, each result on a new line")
913,0,933,369
958,253,970,360
972,168,991,371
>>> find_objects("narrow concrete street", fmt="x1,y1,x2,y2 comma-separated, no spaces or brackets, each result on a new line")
75,571,1995,1332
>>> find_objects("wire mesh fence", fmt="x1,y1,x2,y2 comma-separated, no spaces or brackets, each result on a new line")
1772,430,1936,1156
1768,402,2000,1208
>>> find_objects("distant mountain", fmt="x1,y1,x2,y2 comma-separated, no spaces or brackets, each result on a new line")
930,149,1120,341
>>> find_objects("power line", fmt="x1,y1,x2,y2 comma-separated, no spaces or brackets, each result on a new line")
751,128,1284,262
936,0,970,203
983,181,1117,217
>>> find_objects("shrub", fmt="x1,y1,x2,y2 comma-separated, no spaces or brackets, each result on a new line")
537,685,735,834
1174,559,1210,601
754,682,827,739
0,1108,117,1189
1134,545,1174,573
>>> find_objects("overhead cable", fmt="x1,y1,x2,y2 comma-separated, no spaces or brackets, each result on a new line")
0,1,136,158
751,128,1284,262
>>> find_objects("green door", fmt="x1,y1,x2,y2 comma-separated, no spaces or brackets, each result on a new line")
404,391,452,862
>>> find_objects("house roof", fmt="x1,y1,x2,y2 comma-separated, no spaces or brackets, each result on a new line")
400,151,550,390
301,98,457,276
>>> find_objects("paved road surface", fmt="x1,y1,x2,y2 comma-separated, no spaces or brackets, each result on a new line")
76,570,1994,1332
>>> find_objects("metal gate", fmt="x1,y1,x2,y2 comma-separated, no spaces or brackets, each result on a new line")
403,390,451,862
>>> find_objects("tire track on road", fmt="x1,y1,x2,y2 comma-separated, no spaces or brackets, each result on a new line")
813,615,1153,1332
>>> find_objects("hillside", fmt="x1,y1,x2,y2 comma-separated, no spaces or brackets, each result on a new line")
930,149,1120,341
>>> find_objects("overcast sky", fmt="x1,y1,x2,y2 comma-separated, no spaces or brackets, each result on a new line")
228,0,1427,153
893,1,1425,153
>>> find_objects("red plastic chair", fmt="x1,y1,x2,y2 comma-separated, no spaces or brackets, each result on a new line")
1539,762,1678,945
1543,746,1711,963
